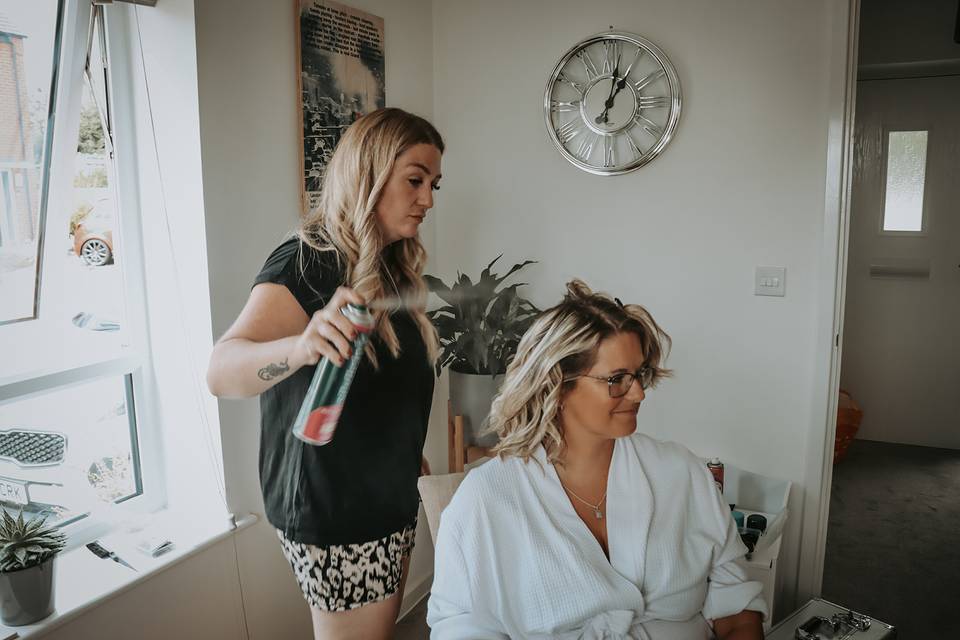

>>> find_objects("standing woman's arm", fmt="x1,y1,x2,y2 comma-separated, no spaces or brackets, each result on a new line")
207,284,364,399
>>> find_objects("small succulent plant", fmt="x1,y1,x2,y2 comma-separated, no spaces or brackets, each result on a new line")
0,509,66,573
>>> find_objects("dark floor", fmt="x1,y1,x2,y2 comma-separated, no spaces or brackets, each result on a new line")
822,439,960,638
395,596,429,640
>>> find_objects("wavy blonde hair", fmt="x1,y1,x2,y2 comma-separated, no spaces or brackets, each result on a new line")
488,279,672,464
297,108,442,366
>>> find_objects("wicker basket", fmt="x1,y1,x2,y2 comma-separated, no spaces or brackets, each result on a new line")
834,389,863,463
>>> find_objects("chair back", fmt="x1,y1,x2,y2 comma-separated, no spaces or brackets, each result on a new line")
417,472,465,544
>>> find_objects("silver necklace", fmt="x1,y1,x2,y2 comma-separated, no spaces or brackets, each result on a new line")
557,477,607,520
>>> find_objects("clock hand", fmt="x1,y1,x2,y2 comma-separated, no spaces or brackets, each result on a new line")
606,66,634,109
595,52,622,124
599,50,643,120
604,60,620,105
598,74,633,124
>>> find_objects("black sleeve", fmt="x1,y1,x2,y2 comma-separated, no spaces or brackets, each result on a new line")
253,237,342,315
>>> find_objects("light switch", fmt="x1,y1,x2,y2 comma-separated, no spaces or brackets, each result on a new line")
755,266,786,297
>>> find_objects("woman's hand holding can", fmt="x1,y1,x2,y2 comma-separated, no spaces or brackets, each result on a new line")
293,286,366,368
292,301,375,446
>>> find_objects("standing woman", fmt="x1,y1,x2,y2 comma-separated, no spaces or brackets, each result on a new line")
207,108,443,640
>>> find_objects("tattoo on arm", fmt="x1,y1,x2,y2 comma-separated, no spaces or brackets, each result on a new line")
257,358,290,381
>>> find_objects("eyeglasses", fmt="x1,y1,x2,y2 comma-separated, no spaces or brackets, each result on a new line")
563,367,655,398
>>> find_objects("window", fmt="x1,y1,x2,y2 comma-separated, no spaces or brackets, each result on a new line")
882,130,928,233
0,1,59,324
0,1,151,538
0,374,141,527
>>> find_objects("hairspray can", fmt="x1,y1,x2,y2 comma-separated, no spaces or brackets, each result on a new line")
292,304,375,445
707,457,724,495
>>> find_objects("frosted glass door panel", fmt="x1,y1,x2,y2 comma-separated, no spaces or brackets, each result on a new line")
882,130,927,232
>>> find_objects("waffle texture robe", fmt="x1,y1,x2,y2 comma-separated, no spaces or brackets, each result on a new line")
427,433,767,639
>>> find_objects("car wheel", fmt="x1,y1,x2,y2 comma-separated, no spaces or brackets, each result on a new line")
80,238,111,266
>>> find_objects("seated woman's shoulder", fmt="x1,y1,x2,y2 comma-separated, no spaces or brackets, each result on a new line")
446,455,526,517
453,455,519,499
625,432,707,475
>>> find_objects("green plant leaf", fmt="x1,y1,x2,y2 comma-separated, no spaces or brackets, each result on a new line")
493,260,537,287
423,274,457,306
431,313,461,342
425,256,538,377
486,339,506,376
0,509,64,573
455,333,483,374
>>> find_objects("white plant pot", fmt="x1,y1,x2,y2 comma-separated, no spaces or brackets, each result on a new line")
449,370,504,448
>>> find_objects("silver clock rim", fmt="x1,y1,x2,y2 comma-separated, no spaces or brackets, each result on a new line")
543,31,682,176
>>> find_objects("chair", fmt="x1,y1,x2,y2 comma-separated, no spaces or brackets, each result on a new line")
448,400,494,473
417,472,465,544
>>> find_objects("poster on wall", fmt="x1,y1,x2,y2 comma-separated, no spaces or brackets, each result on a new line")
297,0,385,212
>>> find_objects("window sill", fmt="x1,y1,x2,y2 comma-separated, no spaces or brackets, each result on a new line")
0,512,258,639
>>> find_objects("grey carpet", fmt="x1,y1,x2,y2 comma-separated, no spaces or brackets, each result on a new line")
822,439,960,638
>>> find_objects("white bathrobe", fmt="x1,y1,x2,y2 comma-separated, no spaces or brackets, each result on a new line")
427,433,767,639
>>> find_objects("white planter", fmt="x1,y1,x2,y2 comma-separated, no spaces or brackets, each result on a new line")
449,370,504,448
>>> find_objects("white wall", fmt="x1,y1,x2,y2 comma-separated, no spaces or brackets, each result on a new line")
430,0,842,619
43,535,248,640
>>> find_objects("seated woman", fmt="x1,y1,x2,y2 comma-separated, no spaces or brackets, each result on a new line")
427,280,766,639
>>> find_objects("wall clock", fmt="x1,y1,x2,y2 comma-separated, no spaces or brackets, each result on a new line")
544,31,682,175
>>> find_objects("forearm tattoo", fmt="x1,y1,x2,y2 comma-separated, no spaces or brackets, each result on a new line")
257,358,290,381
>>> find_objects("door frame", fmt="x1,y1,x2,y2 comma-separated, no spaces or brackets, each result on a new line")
795,0,861,604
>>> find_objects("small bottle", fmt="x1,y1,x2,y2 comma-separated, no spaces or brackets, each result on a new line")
707,457,724,495
746,513,768,534
291,304,375,445
732,510,745,528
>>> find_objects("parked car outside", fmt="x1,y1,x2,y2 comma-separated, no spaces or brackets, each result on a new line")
70,196,116,267
73,223,113,267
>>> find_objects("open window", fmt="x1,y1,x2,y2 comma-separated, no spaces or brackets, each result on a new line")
0,0,152,538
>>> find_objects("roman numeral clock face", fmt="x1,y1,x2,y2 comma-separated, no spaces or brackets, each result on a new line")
544,32,681,175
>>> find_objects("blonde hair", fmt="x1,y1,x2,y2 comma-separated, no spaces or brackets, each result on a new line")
297,108,443,366
488,279,672,464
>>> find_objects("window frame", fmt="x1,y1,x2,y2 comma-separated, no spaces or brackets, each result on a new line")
0,0,166,547
0,0,65,326
878,126,931,237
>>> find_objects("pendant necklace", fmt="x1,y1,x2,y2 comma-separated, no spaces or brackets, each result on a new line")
558,478,607,520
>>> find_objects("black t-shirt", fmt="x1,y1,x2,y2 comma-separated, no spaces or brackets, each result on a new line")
253,237,435,545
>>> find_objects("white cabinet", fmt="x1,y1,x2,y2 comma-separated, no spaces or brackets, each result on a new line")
740,534,782,629
719,463,791,630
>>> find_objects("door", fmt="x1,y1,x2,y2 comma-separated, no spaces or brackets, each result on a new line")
840,75,960,449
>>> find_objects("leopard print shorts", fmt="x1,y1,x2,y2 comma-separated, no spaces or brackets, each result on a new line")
276,522,416,612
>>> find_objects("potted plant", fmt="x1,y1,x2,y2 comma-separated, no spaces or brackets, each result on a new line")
0,509,66,626
425,255,539,447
